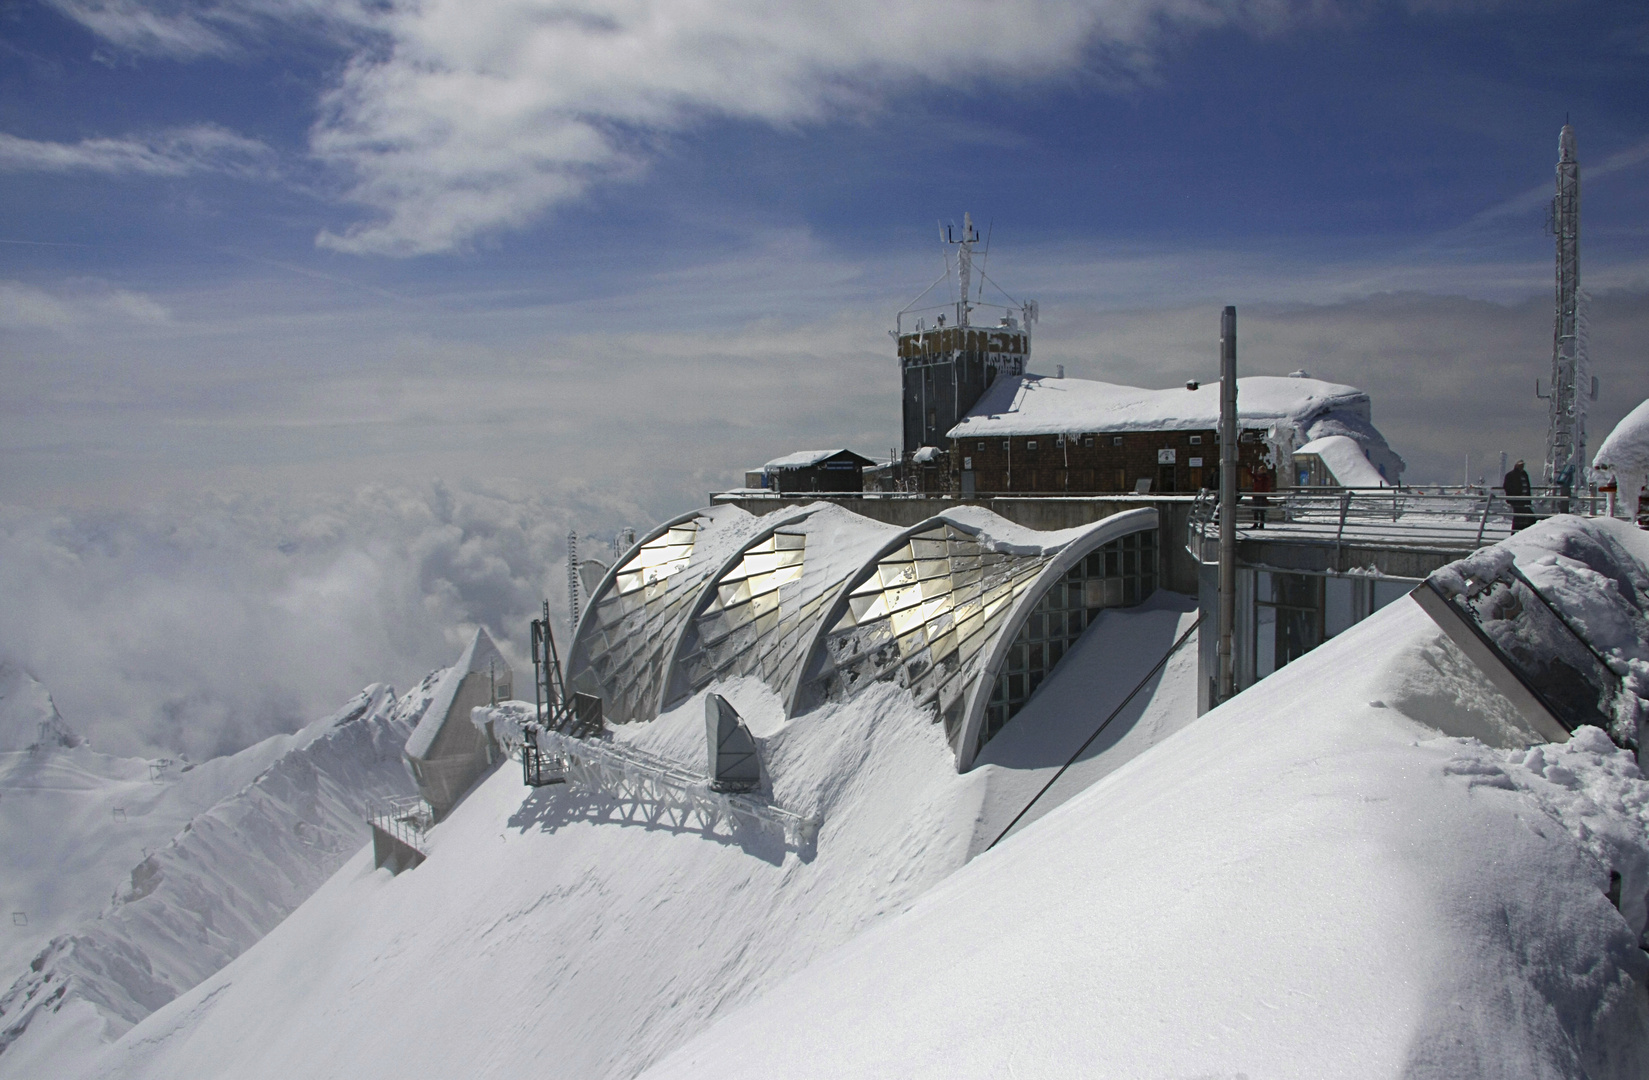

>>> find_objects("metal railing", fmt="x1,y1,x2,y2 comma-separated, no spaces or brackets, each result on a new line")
1187,485,1608,560
533,727,820,847
367,796,434,853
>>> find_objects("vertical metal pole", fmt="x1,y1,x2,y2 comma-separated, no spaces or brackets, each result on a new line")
1218,306,1238,704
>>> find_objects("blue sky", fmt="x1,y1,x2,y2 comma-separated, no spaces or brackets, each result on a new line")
1,0,1647,755
2,0,1648,502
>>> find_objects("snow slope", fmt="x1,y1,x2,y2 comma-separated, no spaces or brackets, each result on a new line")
72,675,995,1080
0,682,422,1079
969,591,1201,852
646,595,1649,1080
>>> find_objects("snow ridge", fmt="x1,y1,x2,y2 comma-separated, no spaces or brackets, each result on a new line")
0,663,80,753
0,682,426,1075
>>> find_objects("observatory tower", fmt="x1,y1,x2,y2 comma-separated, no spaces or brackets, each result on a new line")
895,213,1037,454
1544,122,1588,486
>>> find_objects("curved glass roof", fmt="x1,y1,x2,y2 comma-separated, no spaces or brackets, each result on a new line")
568,501,1162,772
566,506,769,724
664,506,903,714
792,519,1053,743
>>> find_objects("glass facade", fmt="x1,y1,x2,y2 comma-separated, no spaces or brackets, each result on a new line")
796,522,1054,740
1238,569,1418,687
980,530,1157,754
567,509,768,724
670,530,822,702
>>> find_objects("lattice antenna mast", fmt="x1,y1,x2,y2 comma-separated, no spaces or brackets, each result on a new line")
566,530,581,631
1545,122,1583,485
942,212,981,327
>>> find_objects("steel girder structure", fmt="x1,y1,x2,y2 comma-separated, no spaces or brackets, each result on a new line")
534,727,819,846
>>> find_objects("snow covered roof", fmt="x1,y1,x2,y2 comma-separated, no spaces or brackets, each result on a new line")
762,449,871,471
1295,435,1389,488
404,627,508,761
911,446,944,464
1593,398,1649,491
948,374,1370,438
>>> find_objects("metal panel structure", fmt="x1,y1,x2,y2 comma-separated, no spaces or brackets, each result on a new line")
565,505,769,725
705,693,761,792
790,517,1052,741
663,505,902,715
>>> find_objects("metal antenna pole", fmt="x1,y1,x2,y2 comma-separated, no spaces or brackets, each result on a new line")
1218,306,1238,704
566,530,581,632
1546,123,1582,487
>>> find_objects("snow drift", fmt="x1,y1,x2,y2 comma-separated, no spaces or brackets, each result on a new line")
646,595,1649,1079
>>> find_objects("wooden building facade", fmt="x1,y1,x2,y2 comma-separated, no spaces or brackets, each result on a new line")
952,427,1275,495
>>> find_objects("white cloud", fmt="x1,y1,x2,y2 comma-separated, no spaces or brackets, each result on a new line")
307,0,1321,254
0,125,276,179
0,482,642,760
0,280,172,332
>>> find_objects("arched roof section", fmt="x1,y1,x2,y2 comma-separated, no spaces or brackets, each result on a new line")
565,504,770,725
787,511,1067,744
952,507,1159,771
662,504,905,716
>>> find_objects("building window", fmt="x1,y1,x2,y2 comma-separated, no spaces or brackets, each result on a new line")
1027,440,1038,450
1189,435,1202,445
978,442,986,451
1112,436,1123,446
982,530,1158,750
1083,437,1094,447
1002,440,1011,450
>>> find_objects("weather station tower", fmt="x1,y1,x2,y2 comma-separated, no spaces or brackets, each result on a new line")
1542,122,1593,487
894,213,1039,455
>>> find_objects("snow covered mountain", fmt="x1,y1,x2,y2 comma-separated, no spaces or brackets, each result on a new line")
15,517,1649,1079
0,662,78,754
0,678,429,1078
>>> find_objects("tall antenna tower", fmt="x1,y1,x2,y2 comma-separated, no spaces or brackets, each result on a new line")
566,530,581,631
947,212,979,327
1544,122,1585,485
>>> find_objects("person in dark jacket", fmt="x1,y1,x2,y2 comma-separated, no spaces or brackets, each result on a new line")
1504,459,1535,532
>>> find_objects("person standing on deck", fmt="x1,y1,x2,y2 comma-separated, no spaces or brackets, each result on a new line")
1504,459,1535,532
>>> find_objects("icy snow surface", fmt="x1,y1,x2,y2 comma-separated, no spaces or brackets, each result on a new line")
949,374,1368,436
0,682,420,1078
1595,397,1649,506
1436,516,1649,749
648,597,1649,1079
1296,434,1389,487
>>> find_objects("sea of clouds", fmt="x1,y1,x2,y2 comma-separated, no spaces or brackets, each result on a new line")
0,481,645,762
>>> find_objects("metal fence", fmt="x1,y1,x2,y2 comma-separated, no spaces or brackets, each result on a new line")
1187,486,1609,557
367,796,434,853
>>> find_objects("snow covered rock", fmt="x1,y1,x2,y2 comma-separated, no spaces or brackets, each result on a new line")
0,683,422,1079
1433,516,1649,752
1594,397,1649,513
0,663,79,753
